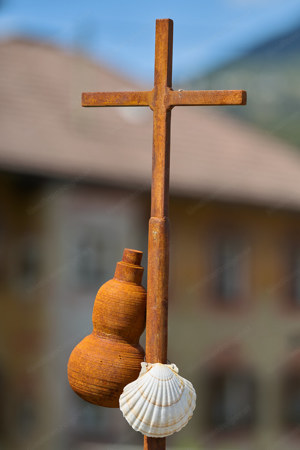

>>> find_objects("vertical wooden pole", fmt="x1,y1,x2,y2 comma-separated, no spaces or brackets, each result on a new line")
144,19,173,450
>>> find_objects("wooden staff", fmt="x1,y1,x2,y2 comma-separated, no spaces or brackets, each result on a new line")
82,18,246,450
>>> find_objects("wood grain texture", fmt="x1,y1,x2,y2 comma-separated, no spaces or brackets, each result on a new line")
68,249,146,408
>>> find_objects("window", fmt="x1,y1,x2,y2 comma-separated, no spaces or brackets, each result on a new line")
75,230,107,289
9,234,42,295
287,246,300,306
17,235,41,290
205,369,256,433
211,235,250,304
70,397,122,443
282,366,300,427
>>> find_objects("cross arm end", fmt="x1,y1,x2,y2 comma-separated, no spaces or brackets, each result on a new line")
168,89,247,107
82,91,153,107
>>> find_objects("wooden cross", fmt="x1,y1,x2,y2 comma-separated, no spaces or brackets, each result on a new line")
82,18,246,450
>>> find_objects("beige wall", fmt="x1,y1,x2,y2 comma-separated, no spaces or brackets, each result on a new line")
167,197,300,449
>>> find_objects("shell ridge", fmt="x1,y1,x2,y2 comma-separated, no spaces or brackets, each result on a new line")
162,373,185,407
120,376,146,407
120,374,152,417
122,376,143,395
121,369,163,434
140,371,161,412
120,385,145,415
120,374,157,412
149,367,174,382
140,370,163,431
146,377,195,430
126,386,190,429
122,397,195,435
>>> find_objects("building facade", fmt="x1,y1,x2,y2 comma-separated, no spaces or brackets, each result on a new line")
2,39,300,449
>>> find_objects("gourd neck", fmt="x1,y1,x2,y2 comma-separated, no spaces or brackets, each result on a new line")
114,248,144,285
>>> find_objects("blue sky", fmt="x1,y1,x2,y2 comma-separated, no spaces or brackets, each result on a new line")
1,0,300,83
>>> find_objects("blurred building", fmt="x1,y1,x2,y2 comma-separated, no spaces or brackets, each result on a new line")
2,39,300,450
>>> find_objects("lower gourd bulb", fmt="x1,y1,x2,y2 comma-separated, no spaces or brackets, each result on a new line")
119,362,196,438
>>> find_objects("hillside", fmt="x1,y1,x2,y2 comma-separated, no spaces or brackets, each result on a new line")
189,23,300,149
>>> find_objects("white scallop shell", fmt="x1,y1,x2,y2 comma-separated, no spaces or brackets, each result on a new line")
119,362,196,437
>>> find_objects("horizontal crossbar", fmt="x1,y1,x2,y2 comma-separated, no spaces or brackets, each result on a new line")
82,91,152,107
168,89,247,106
82,89,247,108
